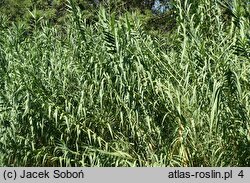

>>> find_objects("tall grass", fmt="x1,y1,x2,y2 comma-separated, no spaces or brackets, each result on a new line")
0,0,249,166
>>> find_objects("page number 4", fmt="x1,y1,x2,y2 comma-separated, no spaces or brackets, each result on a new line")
238,170,244,178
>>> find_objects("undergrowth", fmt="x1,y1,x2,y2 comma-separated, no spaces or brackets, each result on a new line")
0,0,249,166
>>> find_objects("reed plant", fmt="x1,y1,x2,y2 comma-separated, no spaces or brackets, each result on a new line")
0,0,249,166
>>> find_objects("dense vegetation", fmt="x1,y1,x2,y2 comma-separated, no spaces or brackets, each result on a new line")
0,0,249,166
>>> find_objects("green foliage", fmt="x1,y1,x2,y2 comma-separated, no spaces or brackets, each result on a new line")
0,0,69,24
0,0,31,21
0,0,249,167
